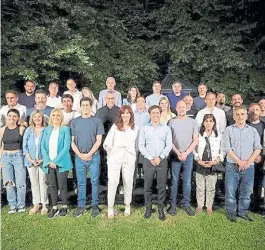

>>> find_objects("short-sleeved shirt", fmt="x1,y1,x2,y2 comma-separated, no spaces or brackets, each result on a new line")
18,92,35,109
168,116,199,151
70,116,104,153
193,96,206,111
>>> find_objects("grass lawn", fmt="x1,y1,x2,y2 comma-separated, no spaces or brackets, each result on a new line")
1,205,264,250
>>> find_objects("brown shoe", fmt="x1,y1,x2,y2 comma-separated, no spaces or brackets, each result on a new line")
29,205,40,215
196,207,203,214
207,208,213,216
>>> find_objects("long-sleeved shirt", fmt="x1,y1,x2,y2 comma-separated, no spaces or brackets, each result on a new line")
138,123,172,161
196,106,227,134
222,124,262,164
98,89,122,108
133,109,150,129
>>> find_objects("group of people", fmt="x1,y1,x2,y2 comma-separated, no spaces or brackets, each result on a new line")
0,77,264,223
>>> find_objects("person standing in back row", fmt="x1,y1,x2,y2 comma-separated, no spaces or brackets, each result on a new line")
193,82,207,111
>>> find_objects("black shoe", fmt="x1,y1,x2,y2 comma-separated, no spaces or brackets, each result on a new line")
48,208,59,219
227,213,237,222
73,207,86,218
238,214,254,222
183,206,195,216
167,205,177,216
91,206,99,217
144,207,152,219
59,207,68,217
158,207,166,221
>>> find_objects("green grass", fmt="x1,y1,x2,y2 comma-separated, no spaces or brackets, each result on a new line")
1,205,264,250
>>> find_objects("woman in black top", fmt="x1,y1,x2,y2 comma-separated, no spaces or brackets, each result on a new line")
0,109,26,214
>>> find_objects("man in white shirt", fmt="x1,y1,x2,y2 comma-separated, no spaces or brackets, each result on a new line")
196,92,227,134
46,82,62,108
61,94,81,126
63,78,82,112
98,77,122,108
0,90,27,127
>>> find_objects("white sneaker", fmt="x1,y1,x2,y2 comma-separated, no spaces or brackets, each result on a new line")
124,205,131,216
108,207,114,219
17,208,25,213
8,208,17,214
119,186,124,194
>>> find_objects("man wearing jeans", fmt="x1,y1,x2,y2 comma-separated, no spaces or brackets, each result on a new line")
222,107,262,222
167,100,199,216
71,97,104,217
139,105,172,221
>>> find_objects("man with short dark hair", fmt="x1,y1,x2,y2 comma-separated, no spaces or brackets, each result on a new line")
193,82,207,111
133,96,150,128
71,97,104,218
46,82,62,108
18,80,36,108
258,99,265,123
146,81,165,108
61,94,80,126
225,93,243,126
167,81,188,113
216,93,231,112
0,90,27,127
222,107,262,222
167,100,199,216
139,105,172,221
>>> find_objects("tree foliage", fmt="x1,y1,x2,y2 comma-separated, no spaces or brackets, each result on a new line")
1,0,265,101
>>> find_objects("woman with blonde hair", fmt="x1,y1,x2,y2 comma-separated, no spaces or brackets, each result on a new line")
81,87,98,115
41,108,73,218
123,86,141,112
159,96,176,124
23,110,48,215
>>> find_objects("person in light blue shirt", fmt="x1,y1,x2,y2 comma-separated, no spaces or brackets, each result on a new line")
146,81,165,108
139,105,172,221
123,86,141,112
222,107,262,222
98,77,122,108
133,96,150,129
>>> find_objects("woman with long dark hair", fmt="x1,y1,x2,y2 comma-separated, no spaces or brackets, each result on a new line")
0,109,26,214
123,86,141,112
194,114,223,215
103,105,138,218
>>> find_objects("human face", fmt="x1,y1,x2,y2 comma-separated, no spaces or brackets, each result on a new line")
81,100,91,115
150,108,161,124
153,83,161,94
51,111,62,126
233,108,247,125
198,85,207,96
62,98,73,111
105,94,115,108
136,97,145,110
159,99,168,112
6,93,18,107
232,94,243,107
35,93,47,108
24,81,35,94
106,77,115,91
249,104,261,122
183,96,193,109
66,79,76,91
176,101,187,116
7,111,19,126
172,83,182,95
32,113,43,126
258,99,265,111
217,93,225,105
82,88,91,98
49,83,58,97
121,109,131,124
203,117,215,131
205,94,216,108
129,88,137,98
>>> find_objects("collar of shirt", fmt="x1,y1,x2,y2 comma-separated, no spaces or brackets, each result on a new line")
232,123,249,129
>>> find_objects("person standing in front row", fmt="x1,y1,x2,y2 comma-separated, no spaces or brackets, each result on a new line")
71,97,104,218
104,105,138,218
222,107,262,222
139,105,172,221
41,108,73,218
167,100,198,216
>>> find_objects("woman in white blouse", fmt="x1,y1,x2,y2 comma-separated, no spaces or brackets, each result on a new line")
194,114,223,216
103,105,138,218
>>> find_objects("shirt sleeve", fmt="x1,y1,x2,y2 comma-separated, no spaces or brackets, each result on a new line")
117,92,122,107
220,110,227,134
96,118,105,135
253,128,262,150
98,91,103,108
138,127,153,161
159,126,173,159
221,127,232,154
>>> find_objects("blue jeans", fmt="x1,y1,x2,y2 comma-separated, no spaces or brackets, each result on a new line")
75,153,100,207
1,151,26,209
170,153,194,207
225,162,254,216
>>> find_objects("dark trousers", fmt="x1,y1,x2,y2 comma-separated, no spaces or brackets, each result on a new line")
143,158,168,207
47,168,68,206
